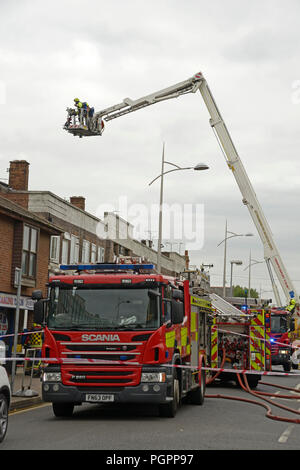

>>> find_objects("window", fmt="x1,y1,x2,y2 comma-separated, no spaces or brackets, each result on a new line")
97,246,105,263
91,243,97,263
50,236,60,262
22,225,38,277
163,300,172,323
61,239,69,264
70,235,79,263
82,240,90,263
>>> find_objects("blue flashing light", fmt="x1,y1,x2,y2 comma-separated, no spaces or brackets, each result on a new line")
60,263,155,272
270,338,275,343
119,355,128,361
241,305,248,311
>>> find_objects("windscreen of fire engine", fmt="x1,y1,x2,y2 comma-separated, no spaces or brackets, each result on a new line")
271,315,287,333
48,287,160,330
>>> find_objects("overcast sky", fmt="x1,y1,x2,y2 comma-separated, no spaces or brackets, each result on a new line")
0,0,300,304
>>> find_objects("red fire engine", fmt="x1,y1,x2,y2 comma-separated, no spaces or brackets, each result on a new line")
209,295,272,388
270,308,296,372
32,263,212,418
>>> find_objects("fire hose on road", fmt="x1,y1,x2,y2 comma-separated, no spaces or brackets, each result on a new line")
203,348,300,424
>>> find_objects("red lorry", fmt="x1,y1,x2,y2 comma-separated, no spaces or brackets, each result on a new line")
32,263,211,418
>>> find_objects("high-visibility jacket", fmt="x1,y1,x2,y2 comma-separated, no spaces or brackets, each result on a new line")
286,299,296,312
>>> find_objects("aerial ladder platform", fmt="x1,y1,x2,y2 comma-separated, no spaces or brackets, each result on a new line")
64,71,299,319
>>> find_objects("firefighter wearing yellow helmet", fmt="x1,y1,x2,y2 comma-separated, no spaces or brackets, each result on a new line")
286,298,296,314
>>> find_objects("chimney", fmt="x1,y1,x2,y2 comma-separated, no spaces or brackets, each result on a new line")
185,250,190,270
70,196,86,211
9,160,30,191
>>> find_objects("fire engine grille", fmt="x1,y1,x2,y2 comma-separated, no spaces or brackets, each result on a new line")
64,354,137,361
65,344,137,352
63,367,139,386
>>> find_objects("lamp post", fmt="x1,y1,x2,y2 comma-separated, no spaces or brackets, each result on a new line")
243,250,265,295
149,143,209,273
230,260,243,297
217,221,253,297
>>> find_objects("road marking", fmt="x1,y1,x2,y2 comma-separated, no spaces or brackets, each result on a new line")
270,391,280,399
278,425,294,443
277,385,300,443
9,403,51,415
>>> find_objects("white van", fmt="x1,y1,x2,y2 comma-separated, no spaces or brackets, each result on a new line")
0,341,10,443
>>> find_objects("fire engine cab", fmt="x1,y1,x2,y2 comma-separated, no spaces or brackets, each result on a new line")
33,263,212,418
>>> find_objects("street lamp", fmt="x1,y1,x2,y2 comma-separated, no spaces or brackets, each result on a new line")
243,250,265,294
149,142,209,273
217,220,254,297
230,260,243,297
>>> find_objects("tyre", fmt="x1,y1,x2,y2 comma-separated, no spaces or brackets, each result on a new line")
159,375,180,418
52,402,74,418
283,362,291,372
189,368,206,405
0,393,9,443
246,375,260,389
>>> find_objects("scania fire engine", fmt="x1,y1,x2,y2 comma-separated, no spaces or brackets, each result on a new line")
33,263,212,418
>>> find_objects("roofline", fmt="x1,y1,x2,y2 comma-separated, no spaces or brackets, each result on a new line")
6,189,102,222
0,195,63,234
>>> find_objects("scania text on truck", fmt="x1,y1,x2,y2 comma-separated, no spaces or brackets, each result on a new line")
32,263,211,418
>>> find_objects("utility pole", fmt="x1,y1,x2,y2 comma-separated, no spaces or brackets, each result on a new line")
11,267,22,394
157,143,165,273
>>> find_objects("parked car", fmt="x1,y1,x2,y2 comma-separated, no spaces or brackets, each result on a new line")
0,341,10,443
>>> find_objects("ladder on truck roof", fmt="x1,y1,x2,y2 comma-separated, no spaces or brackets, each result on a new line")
210,293,251,319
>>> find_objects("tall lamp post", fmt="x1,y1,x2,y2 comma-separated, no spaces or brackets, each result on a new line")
230,260,243,297
243,250,265,295
149,143,209,273
217,221,253,297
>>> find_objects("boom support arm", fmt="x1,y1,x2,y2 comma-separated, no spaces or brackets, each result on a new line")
197,77,298,307
64,72,298,310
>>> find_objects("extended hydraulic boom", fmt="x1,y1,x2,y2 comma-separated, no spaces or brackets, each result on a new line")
64,71,299,313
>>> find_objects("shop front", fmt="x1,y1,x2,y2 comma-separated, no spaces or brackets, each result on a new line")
0,292,34,371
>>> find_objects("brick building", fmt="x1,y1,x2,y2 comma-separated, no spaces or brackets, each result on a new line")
2,160,187,276
0,193,62,360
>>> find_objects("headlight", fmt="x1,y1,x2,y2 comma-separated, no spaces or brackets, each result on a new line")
279,350,289,355
141,372,166,383
43,372,61,382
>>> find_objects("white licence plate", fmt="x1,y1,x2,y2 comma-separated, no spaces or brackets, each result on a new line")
85,394,114,403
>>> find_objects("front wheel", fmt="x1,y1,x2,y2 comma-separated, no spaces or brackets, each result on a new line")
0,393,9,443
159,375,180,418
52,402,74,418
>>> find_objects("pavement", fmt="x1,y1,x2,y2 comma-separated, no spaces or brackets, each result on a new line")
8,365,43,412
